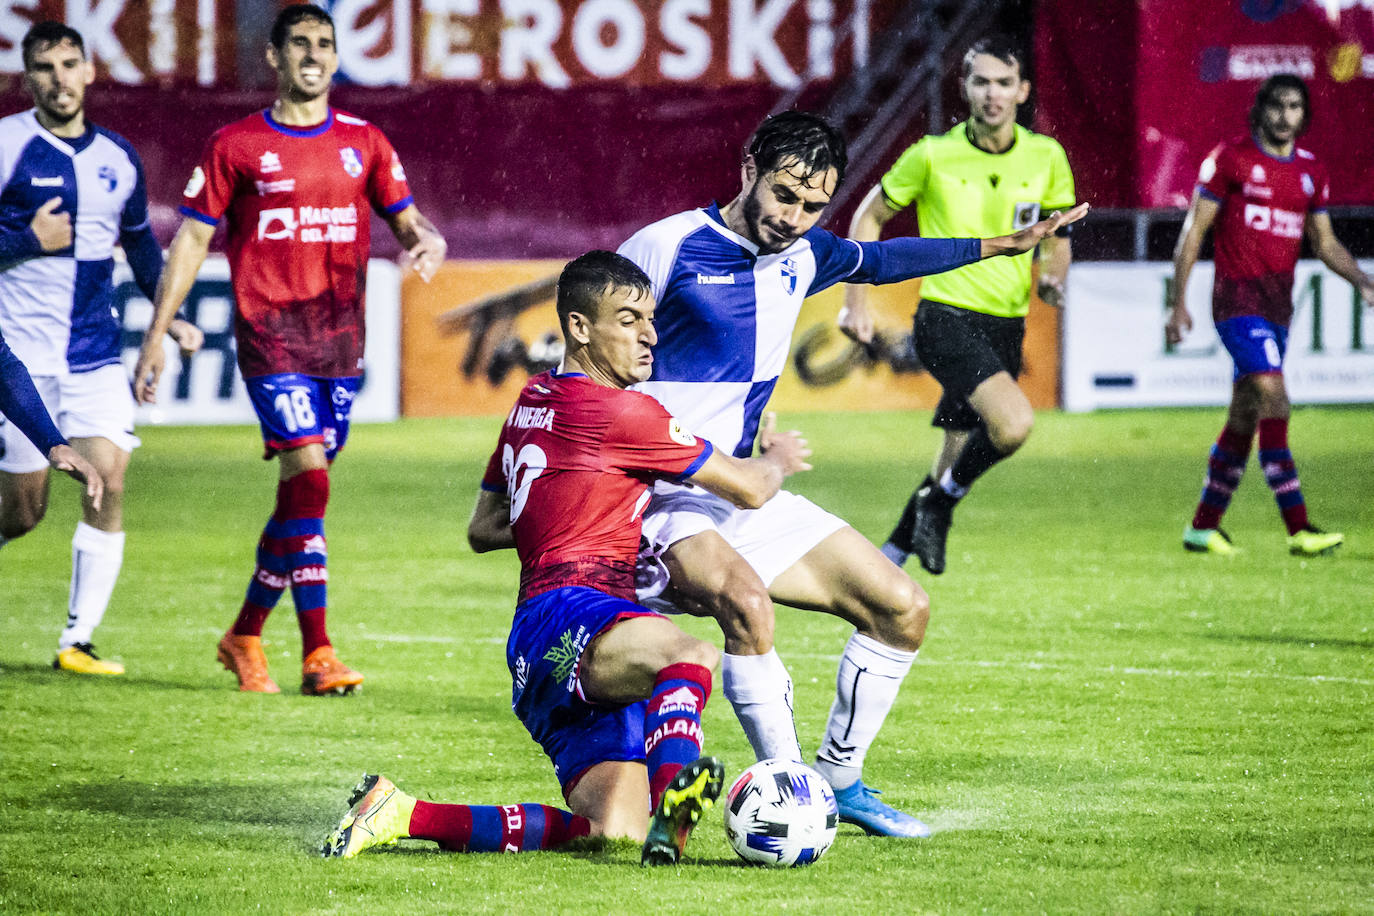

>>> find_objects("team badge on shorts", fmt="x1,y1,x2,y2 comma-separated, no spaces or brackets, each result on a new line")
780,257,797,295
339,147,364,178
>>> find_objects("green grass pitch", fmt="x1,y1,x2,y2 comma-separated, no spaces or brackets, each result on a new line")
2,407,1371,914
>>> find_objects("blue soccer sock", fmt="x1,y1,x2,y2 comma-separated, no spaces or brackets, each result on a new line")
644,662,712,809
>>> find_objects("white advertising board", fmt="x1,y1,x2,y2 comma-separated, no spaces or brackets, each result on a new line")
118,257,400,426
1062,260,1374,412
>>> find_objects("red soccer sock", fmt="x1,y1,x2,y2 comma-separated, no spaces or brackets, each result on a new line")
644,662,713,809
274,469,333,656
408,800,590,852
1257,417,1308,534
1191,425,1253,531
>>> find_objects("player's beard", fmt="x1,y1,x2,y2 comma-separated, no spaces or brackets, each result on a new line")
742,184,790,254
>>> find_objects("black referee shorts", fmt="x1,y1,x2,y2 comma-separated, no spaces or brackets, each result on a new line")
912,299,1025,431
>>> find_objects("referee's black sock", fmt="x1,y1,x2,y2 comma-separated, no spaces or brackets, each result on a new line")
948,427,1008,493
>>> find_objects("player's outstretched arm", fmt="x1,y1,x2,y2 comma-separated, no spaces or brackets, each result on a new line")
981,203,1090,258
386,205,447,283
840,184,903,343
133,218,215,404
1306,211,1374,308
47,444,104,512
1167,193,1220,345
467,488,515,553
687,413,812,509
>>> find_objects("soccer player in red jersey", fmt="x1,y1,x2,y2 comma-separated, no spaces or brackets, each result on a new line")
131,4,447,694
1167,75,1374,557
321,251,811,865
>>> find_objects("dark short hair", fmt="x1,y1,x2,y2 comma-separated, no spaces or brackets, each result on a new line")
22,21,85,69
1250,74,1310,136
961,35,1025,80
270,3,335,49
746,111,848,189
556,251,652,334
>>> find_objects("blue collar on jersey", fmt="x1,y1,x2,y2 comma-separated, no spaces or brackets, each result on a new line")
1250,132,1296,163
262,108,335,138
30,112,97,154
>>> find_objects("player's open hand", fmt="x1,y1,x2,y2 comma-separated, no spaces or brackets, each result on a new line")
168,319,205,358
838,287,875,343
403,226,447,283
47,444,104,512
31,197,72,252
759,411,813,476
132,341,166,404
995,202,1090,256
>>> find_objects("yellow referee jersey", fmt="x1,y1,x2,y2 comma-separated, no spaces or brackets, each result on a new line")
879,122,1075,318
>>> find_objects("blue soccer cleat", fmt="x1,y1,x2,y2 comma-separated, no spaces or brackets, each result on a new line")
833,780,931,838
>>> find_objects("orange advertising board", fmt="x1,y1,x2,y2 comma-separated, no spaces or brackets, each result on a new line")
401,261,1061,418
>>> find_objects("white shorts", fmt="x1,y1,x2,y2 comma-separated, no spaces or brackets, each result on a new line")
635,487,847,608
0,364,139,473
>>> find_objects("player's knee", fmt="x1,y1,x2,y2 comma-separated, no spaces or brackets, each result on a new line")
1,492,47,537
673,636,720,674
989,409,1033,454
718,583,775,652
865,574,929,648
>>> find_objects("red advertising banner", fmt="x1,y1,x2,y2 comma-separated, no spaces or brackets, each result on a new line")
0,0,889,88
1036,0,1374,208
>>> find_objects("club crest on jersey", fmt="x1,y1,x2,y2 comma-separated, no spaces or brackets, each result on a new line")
1300,172,1314,196
259,151,282,174
339,147,364,178
780,257,797,295
97,165,117,192
183,166,206,198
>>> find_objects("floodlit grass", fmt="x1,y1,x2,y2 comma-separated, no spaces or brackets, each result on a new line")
2,407,1371,914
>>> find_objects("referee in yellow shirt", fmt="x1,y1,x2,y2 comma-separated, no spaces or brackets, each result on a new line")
842,36,1078,575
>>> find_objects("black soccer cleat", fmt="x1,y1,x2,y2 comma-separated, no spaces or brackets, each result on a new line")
887,476,933,555
909,484,956,576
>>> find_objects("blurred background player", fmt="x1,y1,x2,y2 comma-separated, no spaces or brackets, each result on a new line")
1166,74,1374,557
132,4,447,695
322,251,810,865
618,110,1085,837
0,22,201,676
0,324,104,511
842,35,1077,577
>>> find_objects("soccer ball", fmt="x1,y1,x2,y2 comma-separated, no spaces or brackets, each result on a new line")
723,759,838,867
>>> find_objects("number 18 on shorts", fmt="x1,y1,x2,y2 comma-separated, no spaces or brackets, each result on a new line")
245,373,362,460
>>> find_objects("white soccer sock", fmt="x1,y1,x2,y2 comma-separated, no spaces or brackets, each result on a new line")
814,631,916,791
62,522,125,648
723,649,803,763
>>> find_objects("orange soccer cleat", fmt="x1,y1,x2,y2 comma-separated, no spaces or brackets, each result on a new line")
301,645,364,695
217,633,281,693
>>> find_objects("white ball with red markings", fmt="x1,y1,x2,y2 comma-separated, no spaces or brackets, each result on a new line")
723,758,838,867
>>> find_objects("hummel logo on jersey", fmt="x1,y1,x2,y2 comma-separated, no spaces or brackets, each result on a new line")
260,151,282,174
1250,164,1266,183
30,176,63,187
654,686,702,715
697,274,735,284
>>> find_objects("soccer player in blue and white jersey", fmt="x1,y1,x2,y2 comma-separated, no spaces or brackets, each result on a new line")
0,22,201,676
619,111,1085,837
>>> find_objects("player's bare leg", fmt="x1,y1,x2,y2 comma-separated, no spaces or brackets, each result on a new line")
53,436,128,675
0,468,50,540
770,527,931,837
661,531,802,763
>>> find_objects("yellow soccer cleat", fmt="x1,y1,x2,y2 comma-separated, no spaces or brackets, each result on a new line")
52,643,125,676
1287,526,1344,557
322,774,415,858
1182,526,1238,556
641,756,725,867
